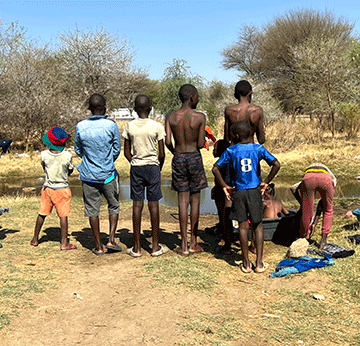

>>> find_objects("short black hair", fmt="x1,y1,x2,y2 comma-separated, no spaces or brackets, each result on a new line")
134,94,151,111
88,93,106,112
230,120,251,142
215,139,229,156
266,183,275,196
234,80,252,98
179,84,198,103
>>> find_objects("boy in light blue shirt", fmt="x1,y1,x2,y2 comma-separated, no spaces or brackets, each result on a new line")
75,93,121,255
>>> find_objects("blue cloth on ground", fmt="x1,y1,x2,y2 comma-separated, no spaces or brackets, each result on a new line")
270,254,334,278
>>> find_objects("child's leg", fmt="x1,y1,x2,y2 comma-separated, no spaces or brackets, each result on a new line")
239,221,251,269
148,201,160,253
89,216,103,253
189,191,203,253
132,200,144,254
178,191,190,254
252,221,264,269
59,216,76,250
108,213,119,246
30,214,46,246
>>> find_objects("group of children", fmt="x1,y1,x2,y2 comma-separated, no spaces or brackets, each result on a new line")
25,79,334,274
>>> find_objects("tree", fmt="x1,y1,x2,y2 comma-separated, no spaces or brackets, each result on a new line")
58,27,148,109
152,58,203,116
288,36,357,136
221,24,260,78
221,9,355,113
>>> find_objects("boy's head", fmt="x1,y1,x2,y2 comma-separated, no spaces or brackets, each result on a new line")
42,127,68,151
179,84,199,108
88,93,106,115
134,94,152,117
213,139,229,158
234,80,252,101
230,121,251,144
264,183,275,198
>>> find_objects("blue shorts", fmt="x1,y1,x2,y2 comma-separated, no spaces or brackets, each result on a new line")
130,165,162,201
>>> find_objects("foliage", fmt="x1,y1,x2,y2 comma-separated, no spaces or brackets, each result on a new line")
58,27,148,110
221,9,357,123
338,102,360,139
152,58,204,116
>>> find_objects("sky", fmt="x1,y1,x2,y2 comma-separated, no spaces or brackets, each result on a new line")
0,0,359,84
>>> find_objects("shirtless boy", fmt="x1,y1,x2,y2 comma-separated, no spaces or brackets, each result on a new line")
263,183,289,219
224,80,265,144
165,84,208,255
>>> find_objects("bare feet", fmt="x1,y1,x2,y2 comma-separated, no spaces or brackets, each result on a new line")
254,262,268,273
60,243,77,251
174,246,190,256
30,240,39,247
189,244,204,253
240,262,253,274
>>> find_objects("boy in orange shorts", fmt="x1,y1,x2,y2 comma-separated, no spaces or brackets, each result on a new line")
30,127,76,250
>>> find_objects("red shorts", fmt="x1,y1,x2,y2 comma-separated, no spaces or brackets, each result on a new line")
39,187,71,217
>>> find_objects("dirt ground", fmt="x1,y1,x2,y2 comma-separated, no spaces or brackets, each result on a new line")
0,203,355,346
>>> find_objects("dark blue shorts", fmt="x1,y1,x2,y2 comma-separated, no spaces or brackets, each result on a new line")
130,165,162,201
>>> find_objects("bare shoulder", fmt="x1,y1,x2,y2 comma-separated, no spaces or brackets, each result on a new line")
224,103,237,115
249,104,263,116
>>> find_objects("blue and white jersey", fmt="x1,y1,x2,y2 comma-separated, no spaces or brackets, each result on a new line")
215,143,276,190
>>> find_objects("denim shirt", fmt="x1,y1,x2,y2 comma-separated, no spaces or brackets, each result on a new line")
75,115,121,183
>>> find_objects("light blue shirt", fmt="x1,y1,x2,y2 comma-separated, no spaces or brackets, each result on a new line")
75,115,121,183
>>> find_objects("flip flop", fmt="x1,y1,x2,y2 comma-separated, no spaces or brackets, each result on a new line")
240,262,253,274
105,242,122,252
126,247,142,258
92,248,104,256
60,244,77,251
254,262,268,273
151,244,166,257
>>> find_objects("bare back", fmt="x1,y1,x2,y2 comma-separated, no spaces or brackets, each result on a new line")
165,107,206,153
224,101,265,144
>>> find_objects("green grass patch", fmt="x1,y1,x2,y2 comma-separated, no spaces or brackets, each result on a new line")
145,255,220,293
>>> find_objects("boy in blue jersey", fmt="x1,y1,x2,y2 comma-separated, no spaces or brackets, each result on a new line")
212,121,280,273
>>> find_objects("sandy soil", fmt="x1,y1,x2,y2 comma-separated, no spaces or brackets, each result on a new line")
0,204,353,346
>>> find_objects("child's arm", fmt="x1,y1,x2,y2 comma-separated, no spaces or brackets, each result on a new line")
165,115,175,154
158,139,165,170
259,159,280,194
124,138,132,163
197,113,206,150
212,164,233,201
308,200,323,237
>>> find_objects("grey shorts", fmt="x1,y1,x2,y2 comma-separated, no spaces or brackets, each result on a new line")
82,176,120,217
230,187,263,224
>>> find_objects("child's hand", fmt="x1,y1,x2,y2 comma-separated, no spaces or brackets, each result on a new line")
223,185,233,201
259,182,268,195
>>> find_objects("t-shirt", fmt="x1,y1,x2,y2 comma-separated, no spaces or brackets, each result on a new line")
41,150,73,189
122,118,165,166
215,143,276,190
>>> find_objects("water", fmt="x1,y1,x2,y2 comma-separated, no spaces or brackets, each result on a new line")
1,177,360,214
0,178,217,214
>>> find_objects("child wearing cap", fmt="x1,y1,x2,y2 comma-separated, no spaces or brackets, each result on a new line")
30,127,76,250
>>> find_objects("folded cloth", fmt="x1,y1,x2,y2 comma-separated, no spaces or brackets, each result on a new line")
307,243,355,259
270,254,334,278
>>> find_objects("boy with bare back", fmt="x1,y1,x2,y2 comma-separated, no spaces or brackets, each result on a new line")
224,80,265,144
165,84,208,255
225,80,266,254
263,183,289,219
